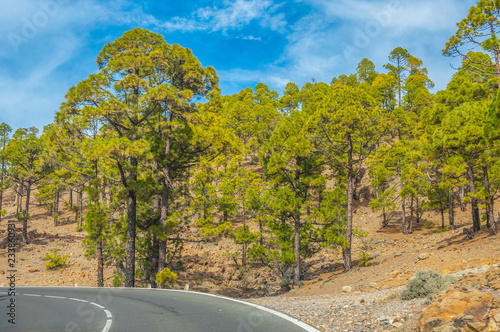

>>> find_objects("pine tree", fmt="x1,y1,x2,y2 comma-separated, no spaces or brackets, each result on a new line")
0,123,12,222
5,127,49,242
261,106,325,286
444,0,500,81
312,81,386,271
58,28,166,286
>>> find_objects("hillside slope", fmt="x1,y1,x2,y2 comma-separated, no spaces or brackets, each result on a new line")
0,189,499,331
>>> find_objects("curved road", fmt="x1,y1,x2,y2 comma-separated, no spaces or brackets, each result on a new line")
0,287,320,332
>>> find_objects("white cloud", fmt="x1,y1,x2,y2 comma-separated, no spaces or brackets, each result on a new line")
217,0,476,94
243,35,262,41
303,0,474,33
155,0,287,34
0,0,147,129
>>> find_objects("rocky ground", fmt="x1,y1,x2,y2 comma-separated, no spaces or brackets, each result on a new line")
1,188,500,331
249,286,427,331
249,264,500,331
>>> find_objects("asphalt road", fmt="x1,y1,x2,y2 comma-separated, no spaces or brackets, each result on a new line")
0,287,320,332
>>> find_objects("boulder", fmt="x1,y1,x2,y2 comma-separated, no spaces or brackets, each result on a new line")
418,289,495,332
418,253,430,261
342,286,353,293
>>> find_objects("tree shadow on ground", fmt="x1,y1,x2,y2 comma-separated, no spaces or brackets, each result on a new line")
0,226,84,252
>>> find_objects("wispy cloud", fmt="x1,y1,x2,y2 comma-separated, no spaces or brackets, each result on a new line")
216,0,475,94
0,0,151,128
154,0,287,34
243,35,262,41
303,0,473,33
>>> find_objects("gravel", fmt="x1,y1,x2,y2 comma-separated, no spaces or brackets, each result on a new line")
248,287,427,332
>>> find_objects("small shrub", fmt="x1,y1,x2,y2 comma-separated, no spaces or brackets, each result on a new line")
193,275,203,286
359,234,376,251
43,249,69,270
423,221,435,229
434,226,450,233
357,252,372,267
401,270,456,300
156,268,177,288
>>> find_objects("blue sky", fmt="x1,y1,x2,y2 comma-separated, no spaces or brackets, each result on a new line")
0,0,476,130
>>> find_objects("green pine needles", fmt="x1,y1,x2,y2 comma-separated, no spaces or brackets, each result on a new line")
43,249,69,270
156,268,177,288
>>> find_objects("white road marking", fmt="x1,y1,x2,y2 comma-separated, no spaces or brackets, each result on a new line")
44,295,67,299
19,292,112,332
155,289,322,332
102,310,113,332
102,318,112,332
68,297,89,303
90,302,105,309
104,309,112,319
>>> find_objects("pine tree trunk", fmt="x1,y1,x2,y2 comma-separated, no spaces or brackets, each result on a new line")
401,197,408,235
25,182,31,213
459,186,467,212
343,133,354,272
53,191,59,227
158,173,169,275
483,166,497,234
22,183,31,243
416,196,421,223
97,240,104,287
440,204,445,229
242,243,247,267
293,216,301,285
125,158,138,288
150,196,160,288
449,191,455,229
17,195,22,214
150,234,159,288
467,164,481,233
409,196,414,233
158,130,172,275
16,183,22,214
382,207,388,228
78,190,83,228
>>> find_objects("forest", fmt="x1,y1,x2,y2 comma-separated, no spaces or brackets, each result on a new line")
1,0,500,290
